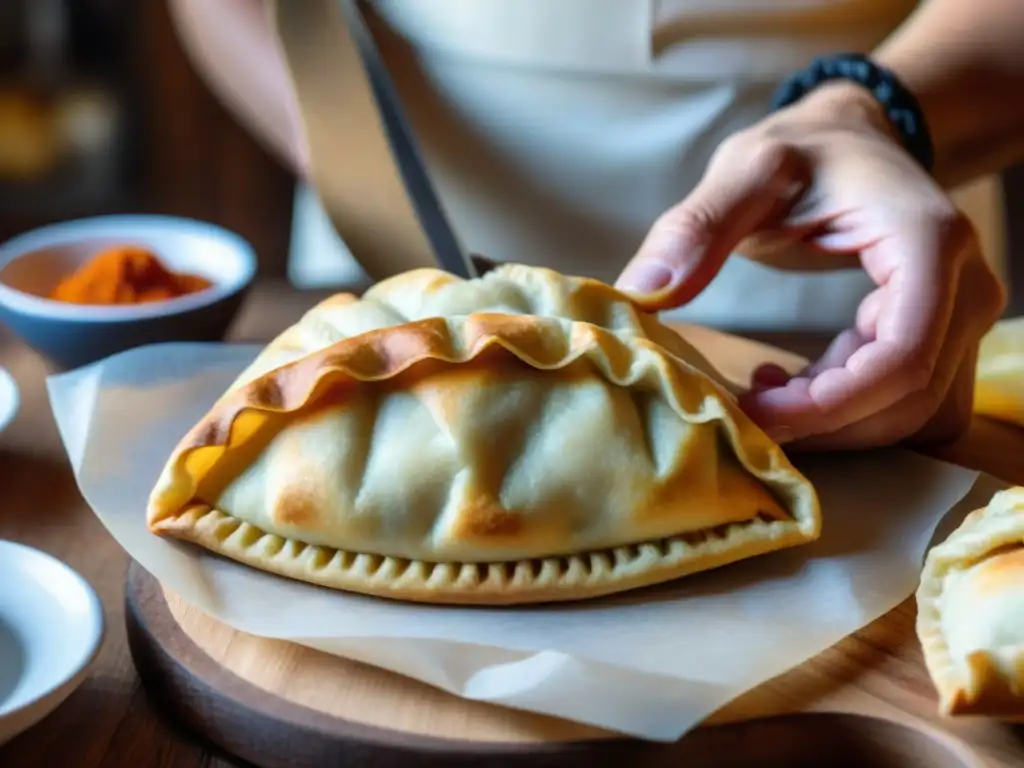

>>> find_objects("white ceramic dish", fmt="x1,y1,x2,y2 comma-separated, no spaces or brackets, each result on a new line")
0,541,105,746
0,366,18,437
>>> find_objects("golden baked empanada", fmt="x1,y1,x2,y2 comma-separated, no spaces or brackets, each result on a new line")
917,486,1024,715
974,318,1024,427
147,265,821,605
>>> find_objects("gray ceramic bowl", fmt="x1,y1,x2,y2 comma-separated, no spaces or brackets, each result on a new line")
0,215,257,370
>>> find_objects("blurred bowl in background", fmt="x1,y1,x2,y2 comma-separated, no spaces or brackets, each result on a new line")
0,214,256,370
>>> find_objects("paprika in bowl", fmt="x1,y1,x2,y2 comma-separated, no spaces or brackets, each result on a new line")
0,215,256,370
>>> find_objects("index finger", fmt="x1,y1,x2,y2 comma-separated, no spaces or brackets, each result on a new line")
617,139,809,311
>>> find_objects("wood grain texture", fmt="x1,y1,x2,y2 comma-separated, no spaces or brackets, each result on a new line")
126,563,987,767
2,280,1024,768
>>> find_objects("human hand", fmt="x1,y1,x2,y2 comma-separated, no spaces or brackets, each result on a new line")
615,82,1006,451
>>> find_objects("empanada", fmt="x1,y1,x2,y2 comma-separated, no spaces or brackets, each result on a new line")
917,486,1024,715
148,265,821,605
974,317,1024,427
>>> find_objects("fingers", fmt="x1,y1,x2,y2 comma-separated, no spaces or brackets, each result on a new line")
746,327,869,436
799,328,870,379
741,221,961,443
782,339,973,452
750,327,867,393
855,286,887,339
739,328,871,443
751,363,791,389
746,225,1000,452
616,138,811,311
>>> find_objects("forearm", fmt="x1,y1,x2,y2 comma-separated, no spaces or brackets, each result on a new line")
167,0,307,174
873,0,1024,187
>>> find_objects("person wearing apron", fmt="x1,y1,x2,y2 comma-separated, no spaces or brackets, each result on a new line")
168,0,1023,451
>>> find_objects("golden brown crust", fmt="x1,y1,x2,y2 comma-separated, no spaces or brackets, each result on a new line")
916,486,1024,716
147,265,821,604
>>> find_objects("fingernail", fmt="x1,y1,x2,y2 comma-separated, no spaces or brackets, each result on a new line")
765,426,795,444
617,263,676,296
752,365,791,388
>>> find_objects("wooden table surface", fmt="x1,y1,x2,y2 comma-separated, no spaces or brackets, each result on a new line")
2,280,1024,768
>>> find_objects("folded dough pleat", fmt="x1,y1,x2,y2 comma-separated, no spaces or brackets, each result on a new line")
148,265,821,605
917,486,1024,715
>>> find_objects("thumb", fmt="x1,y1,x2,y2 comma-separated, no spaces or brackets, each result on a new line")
616,140,809,311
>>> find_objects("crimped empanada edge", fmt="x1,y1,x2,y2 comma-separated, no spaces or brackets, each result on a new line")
148,313,822,541
152,506,816,606
916,487,1024,716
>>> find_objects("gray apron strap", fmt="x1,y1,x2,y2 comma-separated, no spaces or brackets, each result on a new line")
267,0,439,281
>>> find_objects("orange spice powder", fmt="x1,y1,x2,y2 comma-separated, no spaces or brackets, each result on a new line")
49,245,213,306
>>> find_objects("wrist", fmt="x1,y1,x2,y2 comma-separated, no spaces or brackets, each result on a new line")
791,82,902,143
771,53,935,172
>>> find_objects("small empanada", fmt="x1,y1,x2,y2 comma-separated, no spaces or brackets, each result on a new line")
974,317,1024,428
147,264,821,605
917,486,1024,715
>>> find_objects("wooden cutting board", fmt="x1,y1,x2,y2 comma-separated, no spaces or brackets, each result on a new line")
124,472,1024,768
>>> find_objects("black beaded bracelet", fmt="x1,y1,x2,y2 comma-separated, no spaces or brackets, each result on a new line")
771,52,935,174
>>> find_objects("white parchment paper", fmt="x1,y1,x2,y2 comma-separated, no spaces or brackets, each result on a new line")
46,326,986,741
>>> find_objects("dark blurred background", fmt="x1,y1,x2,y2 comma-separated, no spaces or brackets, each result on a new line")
0,0,1021,310
0,0,294,278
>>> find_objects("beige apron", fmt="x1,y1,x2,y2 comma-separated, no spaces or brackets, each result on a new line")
270,0,1005,332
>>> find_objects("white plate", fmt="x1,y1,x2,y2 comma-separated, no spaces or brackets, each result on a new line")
0,366,18,436
0,541,105,746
